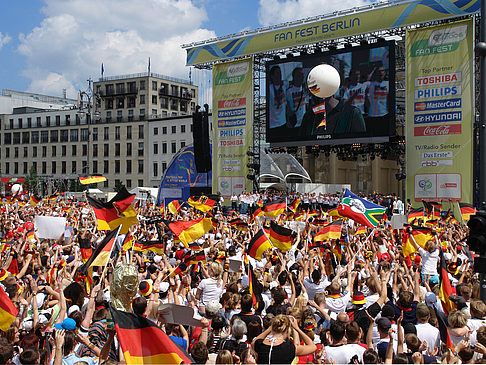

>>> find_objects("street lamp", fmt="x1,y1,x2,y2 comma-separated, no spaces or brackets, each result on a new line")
78,78,95,177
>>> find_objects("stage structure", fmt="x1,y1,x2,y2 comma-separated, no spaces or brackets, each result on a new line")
183,0,480,204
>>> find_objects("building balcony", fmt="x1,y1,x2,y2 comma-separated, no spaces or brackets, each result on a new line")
158,89,192,100
98,88,138,98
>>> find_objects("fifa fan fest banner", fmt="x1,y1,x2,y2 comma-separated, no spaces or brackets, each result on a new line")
405,18,474,204
185,0,479,66
212,58,253,199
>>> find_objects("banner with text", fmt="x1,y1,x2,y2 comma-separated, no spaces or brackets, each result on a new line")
406,18,473,204
212,58,253,199
185,0,479,66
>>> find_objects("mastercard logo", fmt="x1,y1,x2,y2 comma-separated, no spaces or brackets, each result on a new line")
415,102,426,111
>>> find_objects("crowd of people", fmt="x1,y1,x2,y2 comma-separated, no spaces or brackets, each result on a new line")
0,189,483,365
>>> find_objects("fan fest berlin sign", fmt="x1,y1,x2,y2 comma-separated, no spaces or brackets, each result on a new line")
185,0,480,66
405,18,474,203
212,58,253,199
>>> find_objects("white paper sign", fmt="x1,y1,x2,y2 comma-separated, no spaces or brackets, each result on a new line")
34,216,66,239
158,303,201,327
228,258,242,273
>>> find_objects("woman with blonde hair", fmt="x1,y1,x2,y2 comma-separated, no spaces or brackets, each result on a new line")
196,262,225,311
408,230,439,283
252,314,316,364
215,349,233,364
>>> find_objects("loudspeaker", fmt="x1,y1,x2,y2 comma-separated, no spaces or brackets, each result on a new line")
192,105,211,173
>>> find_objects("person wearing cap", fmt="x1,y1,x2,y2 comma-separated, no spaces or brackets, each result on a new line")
415,302,440,354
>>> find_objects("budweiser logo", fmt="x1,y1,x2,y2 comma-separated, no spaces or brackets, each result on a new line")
414,124,461,136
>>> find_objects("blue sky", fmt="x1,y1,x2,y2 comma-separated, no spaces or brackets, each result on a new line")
0,0,370,99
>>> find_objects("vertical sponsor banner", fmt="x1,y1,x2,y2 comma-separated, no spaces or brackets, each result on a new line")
212,58,253,199
406,19,473,204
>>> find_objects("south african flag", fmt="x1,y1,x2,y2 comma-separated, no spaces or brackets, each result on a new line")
337,189,386,228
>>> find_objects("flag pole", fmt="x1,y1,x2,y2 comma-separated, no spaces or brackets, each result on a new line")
101,226,121,280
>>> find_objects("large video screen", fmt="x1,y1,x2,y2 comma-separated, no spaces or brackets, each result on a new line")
266,41,395,144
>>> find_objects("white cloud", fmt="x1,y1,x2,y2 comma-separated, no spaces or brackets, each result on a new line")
258,0,371,27
0,32,12,51
17,0,216,97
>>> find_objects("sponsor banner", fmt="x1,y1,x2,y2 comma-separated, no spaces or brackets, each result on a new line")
414,98,461,112
185,0,480,66
213,58,253,199
406,19,473,203
414,124,461,136
414,111,462,124
414,85,461,99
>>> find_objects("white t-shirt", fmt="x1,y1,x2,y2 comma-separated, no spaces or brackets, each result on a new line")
418,247,439,276
324,343,366,364
416,322,440,353
303,276,330,301
325,293,351,314
198,277,223,306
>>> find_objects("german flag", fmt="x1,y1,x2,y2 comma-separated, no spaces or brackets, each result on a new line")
252,207,264,221
269,221,294,252
355,226,366,235
48,194,57,202
168,218,213,247
188,241,202,251
110,306,193,364
332,243,342,262
314,220,342,242
79,175,107,185
229,218,245,226
434,306,454,351
168,261,188,278
263,199,286,218
187,196,216,213
247,229,272,261
167,200,182,215
438,249,454,315
402,226,433,257
423,200,441,219
122,233,135,251
86,187,138,234
82,228,120,269
289,198,301,213
312,219,328,226
408,207,424,223
425,219,438,227
0,286,19,331
459,202,476,222
79,238,93,263
234,222,249,232
248,262,263,310
133,240,164,255
293,212,305,221
327,208,341,217
29,195,42,206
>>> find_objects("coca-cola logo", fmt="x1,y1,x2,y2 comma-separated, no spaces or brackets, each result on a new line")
218,98,246,109
414,124,461,136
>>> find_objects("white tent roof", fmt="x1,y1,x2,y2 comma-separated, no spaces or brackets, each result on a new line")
129,187,159,200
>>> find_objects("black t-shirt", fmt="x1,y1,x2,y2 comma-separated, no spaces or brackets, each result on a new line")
233,313,262,328
349,302,382,335
266,303,291,316
221,338,248,358
254,338,296,364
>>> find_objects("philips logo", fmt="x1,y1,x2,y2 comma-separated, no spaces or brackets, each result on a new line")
415,86,461,99
219,128,245,138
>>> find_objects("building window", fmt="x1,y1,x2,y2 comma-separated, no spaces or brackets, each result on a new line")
81,128,89,141
32,162,37,172
128,96,135,108
23,162,28,174
138,142,144,156
60,130,68,142
170,99,178,110
93,144,98,157
5,148,9,158
62,161,66,174
152,81,157,90
138,125,144,139
128,109,134,122
23,147,28,158
70,129,79,142
22,132,30,144
106,84,114,95
14,147,19,158
65,115,71,126
162,126,167,134
75,114,81,125
117,110,122,122
72,145,77,156
171,126,176,134
115,160,120,174
42,161,47,174
104,160,109,174
104,127,109,140
51,161,56,174
152,95,157,104
115,143,120,156
162,111,168,117
32,146,37,158
153,162,158,177
106,111,112,123
104,181,108,188
50,130,58,143
92,128,98,141
14,162,18,175
160,83,168,95
4,162,9,174
13,132,20,144
4,133,11,144
106,99,113,110
161,97,168,109
116,83,125,94
140,94,145,104
52,146,56,157
126,126,132,139
162,143,167,154
28,117,33,128
139,109,145,120
126,179,132,188
56,115,61,126
41,131,49,143
140,80,145,90
9,119,13,129
162,162,167,172
72,161,76,174
154,127,158,135
82,161,88,173
181,125,186,133
61,145,66,157
104,144,109,157
153,143,158,154
171,85,178,96
181,141,185,149
127,142,132,156
171,142,176,154
92,161,98,174
138,160,144,173
115,126,120,140
46,116,50,126
126,160,132,173
31,131,39,143
180,101,187,113
82,144,87,156
138,179,143,187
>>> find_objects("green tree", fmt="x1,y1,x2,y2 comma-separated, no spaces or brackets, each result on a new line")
25,166,38,194
114,180,124,193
